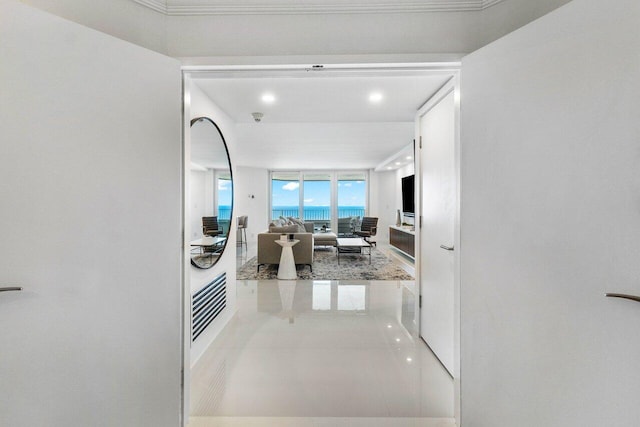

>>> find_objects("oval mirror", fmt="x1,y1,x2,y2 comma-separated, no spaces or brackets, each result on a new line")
189,117,233,269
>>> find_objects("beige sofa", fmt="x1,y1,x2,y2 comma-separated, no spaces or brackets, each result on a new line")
257,232,314,272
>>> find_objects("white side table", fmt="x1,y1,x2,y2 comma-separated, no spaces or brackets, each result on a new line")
275,239,299,280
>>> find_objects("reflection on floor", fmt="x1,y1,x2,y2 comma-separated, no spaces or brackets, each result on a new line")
189,279,454,426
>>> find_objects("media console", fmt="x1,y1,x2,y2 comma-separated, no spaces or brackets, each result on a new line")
389,226,415,259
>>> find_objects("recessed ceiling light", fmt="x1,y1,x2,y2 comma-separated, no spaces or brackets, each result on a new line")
369,92,383,103
406,357,413,363
406,156,412,160
261,93,275,104
395,162,401,165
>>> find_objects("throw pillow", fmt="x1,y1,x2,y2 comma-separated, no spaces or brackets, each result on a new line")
288,217,307,233
270,224,298,233
279,216,293,225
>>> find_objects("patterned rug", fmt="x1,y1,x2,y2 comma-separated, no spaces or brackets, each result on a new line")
237,247,414,281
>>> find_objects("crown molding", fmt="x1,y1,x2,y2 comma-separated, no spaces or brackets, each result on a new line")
134,0,168,14
482,0,506,9
133,0,507,16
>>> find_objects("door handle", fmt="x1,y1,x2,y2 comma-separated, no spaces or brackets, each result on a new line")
440,245,454,251
0,287,23,293
605,293,640,303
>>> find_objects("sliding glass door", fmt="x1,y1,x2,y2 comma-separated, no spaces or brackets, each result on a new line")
337,172,367,235
271,172,300,219
270,171,368,231
303,173,331,229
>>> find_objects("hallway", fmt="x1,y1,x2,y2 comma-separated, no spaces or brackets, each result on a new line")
189,279,455,426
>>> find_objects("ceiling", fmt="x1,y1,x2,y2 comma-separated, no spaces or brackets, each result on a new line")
192,71,452,170
135,0,506,15
194,74,450,123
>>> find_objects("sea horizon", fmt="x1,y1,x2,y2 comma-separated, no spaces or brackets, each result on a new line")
217,205,365,221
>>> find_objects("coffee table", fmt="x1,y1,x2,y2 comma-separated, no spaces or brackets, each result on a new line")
336,238,371,264
191,236,226,253
190,236,226,268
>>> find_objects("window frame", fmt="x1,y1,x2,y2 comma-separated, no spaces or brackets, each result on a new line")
269,170,369,231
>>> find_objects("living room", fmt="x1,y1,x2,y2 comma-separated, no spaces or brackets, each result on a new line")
186,69,454,279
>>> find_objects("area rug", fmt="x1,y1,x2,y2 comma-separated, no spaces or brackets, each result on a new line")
237,247,414,281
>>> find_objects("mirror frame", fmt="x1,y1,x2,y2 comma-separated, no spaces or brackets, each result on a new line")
189,116,234,269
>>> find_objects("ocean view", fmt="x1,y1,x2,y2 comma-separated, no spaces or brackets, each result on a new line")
272,206,365,221
217,205,365,222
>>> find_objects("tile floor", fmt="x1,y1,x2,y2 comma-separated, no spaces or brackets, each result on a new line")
189,262,455,426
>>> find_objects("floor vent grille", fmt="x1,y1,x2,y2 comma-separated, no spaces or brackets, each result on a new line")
192,272,226,341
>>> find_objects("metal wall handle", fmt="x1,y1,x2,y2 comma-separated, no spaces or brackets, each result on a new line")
605,293,640,303
440,245,454,251
0,287,23,293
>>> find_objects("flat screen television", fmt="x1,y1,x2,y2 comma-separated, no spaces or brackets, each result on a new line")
401,174,415,215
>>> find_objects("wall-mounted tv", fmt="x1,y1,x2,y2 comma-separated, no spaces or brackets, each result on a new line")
401,174,415,215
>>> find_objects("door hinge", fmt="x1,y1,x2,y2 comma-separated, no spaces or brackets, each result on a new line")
419,295,422,308
419,216,423,228
419,136,422,149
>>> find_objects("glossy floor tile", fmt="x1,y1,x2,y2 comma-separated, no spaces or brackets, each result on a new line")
190,279,454,424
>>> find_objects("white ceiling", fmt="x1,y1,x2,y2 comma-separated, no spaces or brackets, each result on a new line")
194,74,450,123
192,72,451,169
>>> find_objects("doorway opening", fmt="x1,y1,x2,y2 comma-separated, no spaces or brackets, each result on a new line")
182,62,461,425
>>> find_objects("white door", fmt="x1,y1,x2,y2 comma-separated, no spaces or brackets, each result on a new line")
419,85,457,376
459,0,640,425
0,3,182,426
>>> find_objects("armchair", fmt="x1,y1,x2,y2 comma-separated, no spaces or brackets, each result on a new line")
354,216,378,247
202,216,223,237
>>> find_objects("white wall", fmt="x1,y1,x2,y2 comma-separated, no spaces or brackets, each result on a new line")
0,1,182,425
23,0,167,54
165,1,570,59
481,0,572,46
189,169,216,241
234,166,270,243
189,170,206,240
187,82,239,364
167,11,482,58
369,170,398,244
460,0,640,425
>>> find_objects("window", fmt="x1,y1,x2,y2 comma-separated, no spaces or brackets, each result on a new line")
271,171,368,228
337,172,367,220
216,171,232,235
303,173,331,228
271,172,300,220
